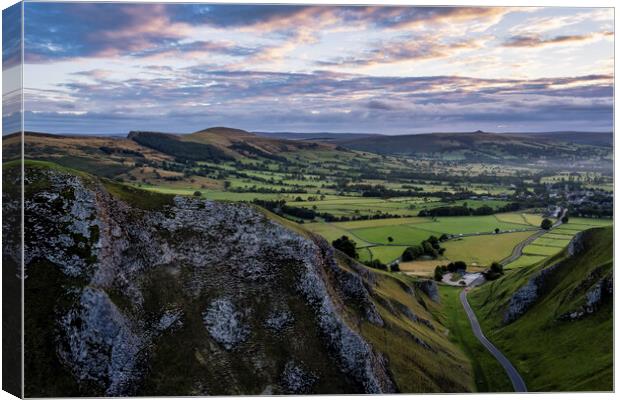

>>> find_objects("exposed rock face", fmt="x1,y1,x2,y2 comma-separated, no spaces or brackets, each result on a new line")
560,269,613,321
58,287,145,396
503,233,588,324
19,167,397,396
281,361,317,394
415,280,441,303
202,298,250,350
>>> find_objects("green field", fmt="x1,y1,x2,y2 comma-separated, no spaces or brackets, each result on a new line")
304,222,372,246
350,225,434,246
522,244,562,256
531,237,571,248
542,232,574,240
566,217,612,227
367,246,409,263
504,255,547,270
332,217,429,229
413,215,534,235
494,212,540,227
442,231,534,266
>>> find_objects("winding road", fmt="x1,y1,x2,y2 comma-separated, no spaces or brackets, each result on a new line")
459,208,566,392
500,208,567,265
460,290,528,392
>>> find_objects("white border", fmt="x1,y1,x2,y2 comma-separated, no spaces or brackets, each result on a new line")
0,1,617,400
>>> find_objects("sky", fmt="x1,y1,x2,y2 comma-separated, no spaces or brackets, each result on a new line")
2,3,614,134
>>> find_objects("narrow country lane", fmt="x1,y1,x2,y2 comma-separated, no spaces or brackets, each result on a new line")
500,208,567,265
460,290,528,392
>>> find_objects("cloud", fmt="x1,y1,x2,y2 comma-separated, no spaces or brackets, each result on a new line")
23,67,613,134
507,9,613,35
23,4,515,64
319,35,485,67
2,3,22,70
503,31,612,48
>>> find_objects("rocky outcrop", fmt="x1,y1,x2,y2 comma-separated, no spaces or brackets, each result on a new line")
414,280,441,303
503,232,587,324
20,167,397,396
202,298,250,350
560,272,613,321
58,287,146,396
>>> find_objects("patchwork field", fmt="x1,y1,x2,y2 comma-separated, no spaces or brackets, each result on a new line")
506,217,613,269
413,215,534,235
307,214,539,265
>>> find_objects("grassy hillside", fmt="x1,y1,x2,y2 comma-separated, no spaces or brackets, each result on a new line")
432,286,513,392
338,131,612,165
468,226,613,391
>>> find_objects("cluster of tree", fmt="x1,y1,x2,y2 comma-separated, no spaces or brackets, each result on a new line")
252,199,317,220
570,199,613,218
233,186,307,194
401,235,447,261
363,259,388,271
418,204,496,217
483,262,504,280
433,261,467,281
332,236,358,259
321,212,404,222
357,168,532,186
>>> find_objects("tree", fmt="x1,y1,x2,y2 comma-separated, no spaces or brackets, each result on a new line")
561,215,569,224
388,236,394,243
490,262,503,274
391,262,400,272
484,261,504,280
541,218,553,230
427,235,441,250
332,236,358,259
494,228,500,234
422,241,438,258
455,261,467,271
434,266,444,281
447,261,467,273
363,259,387,271
402,244,424,261
439,233,449,242
193,190,202,197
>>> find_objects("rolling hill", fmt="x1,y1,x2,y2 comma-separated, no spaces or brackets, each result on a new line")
468,226,613,391
336,130,612,165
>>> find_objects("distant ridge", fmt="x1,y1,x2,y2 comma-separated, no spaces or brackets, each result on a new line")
253,131,382,141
